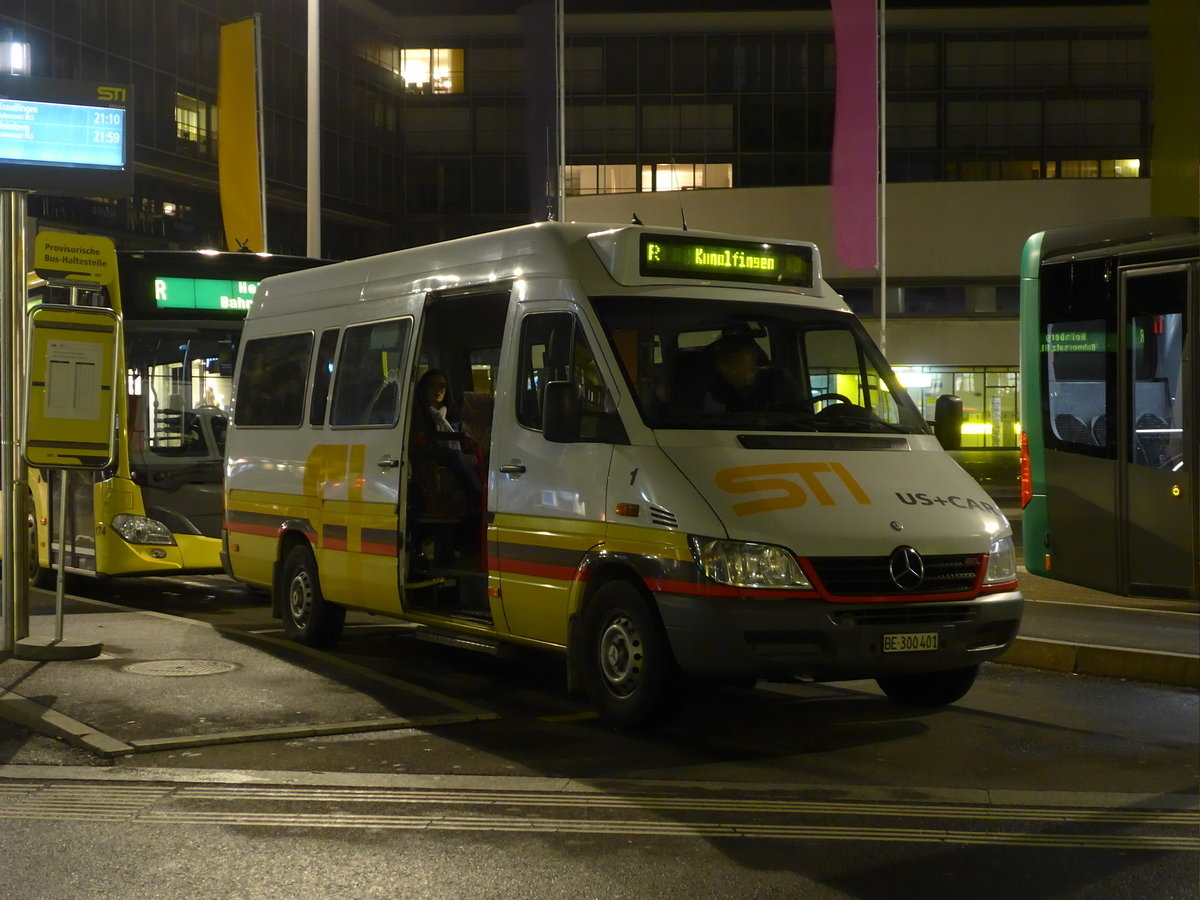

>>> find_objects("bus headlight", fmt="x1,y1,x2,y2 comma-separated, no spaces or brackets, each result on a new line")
982,534,1017,586
110,514,177,546
690,537,812,589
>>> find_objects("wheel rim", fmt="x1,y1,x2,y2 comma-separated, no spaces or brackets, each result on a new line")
598,611,643,698
288,567,314,628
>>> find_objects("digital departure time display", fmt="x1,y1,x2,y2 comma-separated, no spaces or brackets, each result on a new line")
153,276,259,313
0,75,132,195
639,233,814,288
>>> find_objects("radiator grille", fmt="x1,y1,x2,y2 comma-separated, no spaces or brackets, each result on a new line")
808,553,982,597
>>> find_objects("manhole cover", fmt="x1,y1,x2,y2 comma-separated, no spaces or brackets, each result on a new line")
122,659,240,677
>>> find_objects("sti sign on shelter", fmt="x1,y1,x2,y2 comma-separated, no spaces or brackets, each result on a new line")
0,75,132,195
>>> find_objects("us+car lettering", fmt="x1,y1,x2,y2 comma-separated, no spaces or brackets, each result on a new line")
895,492,999,514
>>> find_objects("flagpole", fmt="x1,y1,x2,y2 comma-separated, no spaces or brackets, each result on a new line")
306,0,320,258
555,0,565,221
878,0,887,354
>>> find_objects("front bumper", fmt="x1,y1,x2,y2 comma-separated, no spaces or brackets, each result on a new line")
656,590,1024,682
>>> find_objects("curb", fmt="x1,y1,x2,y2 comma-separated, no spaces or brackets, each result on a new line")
0,689,133,759
999,638,1200,689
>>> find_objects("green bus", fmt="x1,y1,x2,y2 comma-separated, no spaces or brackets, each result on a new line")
1018,218,1197,600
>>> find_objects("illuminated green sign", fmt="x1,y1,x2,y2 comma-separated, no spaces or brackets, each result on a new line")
640,234,814,288
1041,328,1110,353
153,276,258,312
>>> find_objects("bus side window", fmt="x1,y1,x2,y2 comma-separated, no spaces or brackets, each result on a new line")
516,312,624,442
309,328,340,426
329,318,412,427
234,332,313,427
1042,315,1110,456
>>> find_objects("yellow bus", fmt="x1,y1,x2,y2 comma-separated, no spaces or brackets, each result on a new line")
225,222,1022,727
24,249,325,583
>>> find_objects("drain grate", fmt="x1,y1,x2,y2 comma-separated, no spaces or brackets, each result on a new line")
122,659,240,677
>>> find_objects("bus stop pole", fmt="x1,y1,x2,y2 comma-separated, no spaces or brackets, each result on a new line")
0,188,30,654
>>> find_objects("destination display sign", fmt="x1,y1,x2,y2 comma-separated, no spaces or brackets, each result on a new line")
640,233,814,288
0,75,132,195
153,276,259,313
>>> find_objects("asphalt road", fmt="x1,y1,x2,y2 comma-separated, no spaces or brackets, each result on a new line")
0,573,1194,899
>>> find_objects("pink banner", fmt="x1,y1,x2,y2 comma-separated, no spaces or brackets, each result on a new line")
831,0,878,270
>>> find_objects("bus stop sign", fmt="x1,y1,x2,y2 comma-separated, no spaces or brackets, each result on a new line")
23,304,120,469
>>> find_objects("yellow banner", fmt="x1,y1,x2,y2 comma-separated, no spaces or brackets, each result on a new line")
1150,0,1200,217
218,18,266,252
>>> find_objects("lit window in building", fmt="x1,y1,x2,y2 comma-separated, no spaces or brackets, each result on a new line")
1104,158,1141,177
175,93,214,158
1055,160,1101,178
640,162,733,192
368,46,465,94
564,164,637,195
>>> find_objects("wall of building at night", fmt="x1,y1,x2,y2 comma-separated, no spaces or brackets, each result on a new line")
0,1,1171,451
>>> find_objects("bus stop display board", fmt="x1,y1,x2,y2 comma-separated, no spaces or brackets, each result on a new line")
24,304,119,469
0,75,132,196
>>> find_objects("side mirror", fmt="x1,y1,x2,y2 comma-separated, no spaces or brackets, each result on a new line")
934,394,963,451
542,380,580,443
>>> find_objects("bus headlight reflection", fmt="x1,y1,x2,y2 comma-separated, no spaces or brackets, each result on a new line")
690,536,812,589
111,514,177,546
982,534,1017,586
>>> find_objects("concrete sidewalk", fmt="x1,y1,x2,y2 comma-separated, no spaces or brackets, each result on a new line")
0,590,497,760
1001,569,1198,688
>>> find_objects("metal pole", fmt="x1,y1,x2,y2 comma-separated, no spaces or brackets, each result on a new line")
555,0,566,222
54,469,66,643
878,0,887,355
306,0,320,258
0,188,30,653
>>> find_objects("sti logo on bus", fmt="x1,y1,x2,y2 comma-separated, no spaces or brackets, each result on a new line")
97,86,126,103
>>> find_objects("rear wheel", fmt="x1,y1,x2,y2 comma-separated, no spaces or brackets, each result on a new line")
876,665,980,708
281,543,345,648
579,581,675,728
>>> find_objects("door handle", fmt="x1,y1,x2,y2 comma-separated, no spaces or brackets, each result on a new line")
499,463,526,475
378,454,400,468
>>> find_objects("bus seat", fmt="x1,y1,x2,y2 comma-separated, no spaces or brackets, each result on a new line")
1090,413,1107,447
1053,413,1095,445
1135,413,1170,467
666,349,712,413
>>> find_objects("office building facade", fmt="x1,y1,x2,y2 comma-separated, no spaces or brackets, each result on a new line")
0,1,1178,451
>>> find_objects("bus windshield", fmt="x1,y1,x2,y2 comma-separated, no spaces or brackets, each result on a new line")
125,323,237,460
593,295,928,434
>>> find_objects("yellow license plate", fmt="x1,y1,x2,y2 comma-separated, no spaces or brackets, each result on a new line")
883,631,939,653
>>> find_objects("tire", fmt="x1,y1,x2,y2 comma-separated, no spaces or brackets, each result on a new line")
280,543,345,648
579,580,675,728
876,665,980,708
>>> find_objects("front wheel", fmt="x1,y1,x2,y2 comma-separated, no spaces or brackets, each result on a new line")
281,543,345,648
876,665,980,708
579,581,675,728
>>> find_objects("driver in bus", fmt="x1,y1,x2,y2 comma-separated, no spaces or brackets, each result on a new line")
702,334,801,414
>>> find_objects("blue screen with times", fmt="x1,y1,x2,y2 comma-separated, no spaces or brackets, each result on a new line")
0,98,125,169
0,75,132,196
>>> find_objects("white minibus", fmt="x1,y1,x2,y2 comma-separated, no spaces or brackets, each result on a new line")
224,222,1023,726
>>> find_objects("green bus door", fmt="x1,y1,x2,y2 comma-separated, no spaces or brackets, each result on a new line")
1122,266,1196,599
